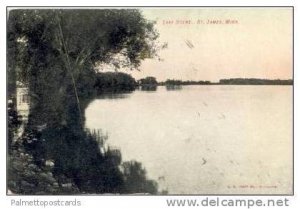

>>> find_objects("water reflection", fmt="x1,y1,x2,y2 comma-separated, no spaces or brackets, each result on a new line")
97,93,131,100
140,85,157,91
85,85,293,194
166,85,182,91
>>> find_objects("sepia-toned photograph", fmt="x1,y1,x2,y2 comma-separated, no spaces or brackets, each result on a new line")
7,7,293,195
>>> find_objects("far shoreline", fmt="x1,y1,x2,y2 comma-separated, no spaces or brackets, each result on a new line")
153,78,293,86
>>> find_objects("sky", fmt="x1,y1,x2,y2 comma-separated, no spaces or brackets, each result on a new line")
126,8,293,82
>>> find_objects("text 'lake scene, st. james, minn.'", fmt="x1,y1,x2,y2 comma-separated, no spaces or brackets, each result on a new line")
7,8,293,195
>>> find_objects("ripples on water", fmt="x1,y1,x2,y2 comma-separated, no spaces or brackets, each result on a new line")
85,85,292,194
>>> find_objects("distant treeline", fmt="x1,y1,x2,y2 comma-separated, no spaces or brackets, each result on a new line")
138,77,158,86
154,78,293,86
161,79,211,86
137,77,158,91
92,75,293,94
219,78,293,85
93,72,137,94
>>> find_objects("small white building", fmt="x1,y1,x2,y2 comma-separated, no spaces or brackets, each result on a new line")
15,82,30,138
16,83,29,121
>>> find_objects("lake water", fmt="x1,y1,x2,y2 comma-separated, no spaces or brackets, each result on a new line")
85,85,293,194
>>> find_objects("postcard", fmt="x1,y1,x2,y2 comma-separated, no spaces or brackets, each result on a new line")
7,7,293,196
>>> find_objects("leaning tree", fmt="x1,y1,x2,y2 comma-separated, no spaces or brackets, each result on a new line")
7,9,162,194
8,9,161,127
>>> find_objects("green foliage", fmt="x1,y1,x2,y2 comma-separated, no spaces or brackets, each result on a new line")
94,72,137,93
8,131,80,195
7,9,160,126
162,79,211,86
7,101,22,152
122,161,158,194
219,78,293,85
76,67,97,98
7,9,159,194
138,77,158,91
139,76,158,85
7,9,159,77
